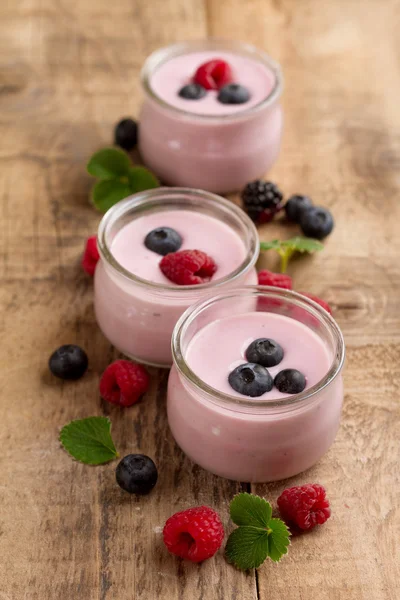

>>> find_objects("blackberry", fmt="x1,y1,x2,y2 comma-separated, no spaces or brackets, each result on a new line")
241,180,284,224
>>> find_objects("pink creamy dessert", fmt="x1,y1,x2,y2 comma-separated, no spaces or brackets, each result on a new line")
94,189,259,367
150,51,275,117
139,41,283,193
167,288,345,482
110,211,246,285
185,313,330,399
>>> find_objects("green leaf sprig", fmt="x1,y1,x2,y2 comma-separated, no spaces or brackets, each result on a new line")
225,493,290,570
87,148,159,212
260,236,324,273
60,416,119,465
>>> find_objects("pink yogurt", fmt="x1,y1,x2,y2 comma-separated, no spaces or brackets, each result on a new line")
139,41,283,193
110,210,246,285
150,51,276,117
167,288,345,482
94,189,259,367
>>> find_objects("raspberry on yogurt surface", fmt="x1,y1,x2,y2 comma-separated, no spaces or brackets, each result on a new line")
193,59,233,90
159,249,217,285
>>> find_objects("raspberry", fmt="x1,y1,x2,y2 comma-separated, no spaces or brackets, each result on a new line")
277,484,331,531
193,59,233,90
163,506,224,563
242,180,284,224
258,270,293,290
160,250,217,285
99,360,149,407
82,235,100,276
299,293,332,315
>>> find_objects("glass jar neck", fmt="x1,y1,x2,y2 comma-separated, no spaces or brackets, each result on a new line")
172,287,345,414
97,187,259,295
141,39,283,122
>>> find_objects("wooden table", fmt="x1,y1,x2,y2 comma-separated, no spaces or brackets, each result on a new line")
1,1,399,598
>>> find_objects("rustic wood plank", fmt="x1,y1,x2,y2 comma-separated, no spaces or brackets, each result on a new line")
0,1,255,599
0,0,399,599
208,0,400,598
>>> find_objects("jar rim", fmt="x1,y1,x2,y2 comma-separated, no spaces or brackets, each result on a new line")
171,286,345,411
140,39,284,122
97,187,259,293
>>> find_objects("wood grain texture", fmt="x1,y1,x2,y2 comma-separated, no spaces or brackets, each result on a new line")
0,0,399,599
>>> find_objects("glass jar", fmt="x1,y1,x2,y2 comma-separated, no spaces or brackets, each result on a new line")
94,188,259,367
139,40,283,194
167,287,345,482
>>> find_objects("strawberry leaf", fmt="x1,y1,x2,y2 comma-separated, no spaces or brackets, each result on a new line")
230,493,272,528
225,493,291,570
60,416,119,465
225,527,269,571
267,518,291,562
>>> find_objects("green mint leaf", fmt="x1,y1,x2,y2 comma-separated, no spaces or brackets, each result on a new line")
281,236,324,254
127,166,159,194
91,179,131,213
230,493,272,528
267,518,291,562
225,526,269,570
87,148,131,179
60,416,119,465
259,239,282,252
260,236,324,273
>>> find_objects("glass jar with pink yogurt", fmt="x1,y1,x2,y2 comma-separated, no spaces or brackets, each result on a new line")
167,287,345,482
139,40,283,194
94,188,259,367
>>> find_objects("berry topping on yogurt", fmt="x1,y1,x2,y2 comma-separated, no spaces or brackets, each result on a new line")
144,226,183,256
178,83,207,100
160,249,217,285
228,363,274,397
193,59,233,90
218,83,250,105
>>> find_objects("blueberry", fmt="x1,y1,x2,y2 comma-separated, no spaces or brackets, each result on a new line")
114,118,138,151
245,338,284,367
274,369,306,394
144,227,182,256
116,454,158,495
285,195,313,223
178,83,207,100
49,345,88,380
228,363,273,397
218,84,250,105
300,206,334,240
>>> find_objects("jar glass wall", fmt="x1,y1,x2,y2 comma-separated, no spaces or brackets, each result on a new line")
139,40,284,193
168,287,345,482
94,188,259,367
